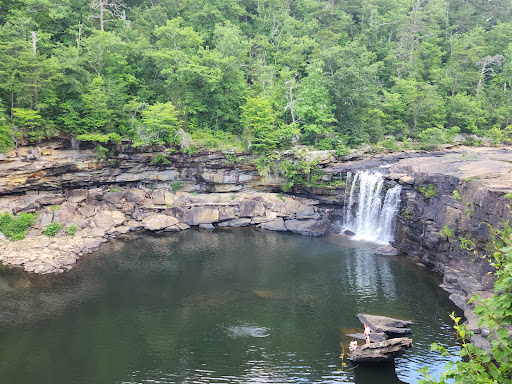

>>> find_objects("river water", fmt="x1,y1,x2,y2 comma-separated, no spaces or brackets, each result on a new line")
0,228,461,384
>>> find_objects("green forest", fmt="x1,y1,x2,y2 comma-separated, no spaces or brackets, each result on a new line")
1,0,512,153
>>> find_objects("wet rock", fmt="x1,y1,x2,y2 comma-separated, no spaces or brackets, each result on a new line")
348,337,413,364
199,223,215,230
343,230,356,236
375,245,399,256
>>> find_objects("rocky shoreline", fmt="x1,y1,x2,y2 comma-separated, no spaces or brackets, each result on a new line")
0,187,329,274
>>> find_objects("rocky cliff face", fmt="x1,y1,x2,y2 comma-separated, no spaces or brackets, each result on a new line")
0,139,281,195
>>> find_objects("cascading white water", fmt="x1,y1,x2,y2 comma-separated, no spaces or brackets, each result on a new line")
342,170,402,244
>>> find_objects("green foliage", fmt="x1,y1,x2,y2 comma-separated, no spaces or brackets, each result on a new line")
137,102,181,146
453,190,462,201
150,153,171,165
43,222,62,237
171,181,183,193
109,188,121,193
417,127,460,150
65,224,77,237
419,184,438,198
440,225,453,239
77,133,122,145
93,145,109,159
49,205,60,214
241,97,276,153
459,236,477,253
12,108,46,142
0,0,511,153
0,212,36,241
504,192,512,200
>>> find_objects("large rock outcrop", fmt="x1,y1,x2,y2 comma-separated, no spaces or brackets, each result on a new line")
348,338,413,364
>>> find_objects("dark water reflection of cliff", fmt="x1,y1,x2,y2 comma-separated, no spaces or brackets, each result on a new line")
0,229,460,384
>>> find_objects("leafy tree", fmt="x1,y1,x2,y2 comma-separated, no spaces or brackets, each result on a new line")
295,59,337,145
137,102,181,146
381,78,446,138
81,76,113,132
240,96,276,153
447,93,487,134
12,108,46,142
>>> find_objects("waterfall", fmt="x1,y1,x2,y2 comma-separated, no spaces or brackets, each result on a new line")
342,170,402,244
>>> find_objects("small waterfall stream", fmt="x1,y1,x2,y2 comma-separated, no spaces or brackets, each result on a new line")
342,170,402,244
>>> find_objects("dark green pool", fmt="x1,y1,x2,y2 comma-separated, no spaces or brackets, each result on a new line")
0,228,461,383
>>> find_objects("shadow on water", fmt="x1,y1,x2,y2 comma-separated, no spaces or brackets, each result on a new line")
353,363,406,384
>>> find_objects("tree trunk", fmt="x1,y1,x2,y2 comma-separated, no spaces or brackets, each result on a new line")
31,31,37,55
100,0,104,31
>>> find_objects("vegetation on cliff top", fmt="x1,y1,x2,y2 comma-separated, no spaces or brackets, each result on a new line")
1,0,512,154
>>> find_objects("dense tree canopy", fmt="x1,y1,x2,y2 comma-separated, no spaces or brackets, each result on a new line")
1,0,512,151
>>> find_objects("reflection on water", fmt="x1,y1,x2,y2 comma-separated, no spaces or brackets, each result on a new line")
0,228,461,384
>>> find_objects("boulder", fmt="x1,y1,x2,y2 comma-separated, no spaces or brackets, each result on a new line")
375,245,399,256
199,223,215,230
295,206,317,219
358,314,413,336
260,218,286,231
123,188,147,205
151,190,166,205
142,214,179,231
104,191,124,205
348,337,413,364
67,189,89,203
110,211,126,226
219,206,236,221
93,211,114,229
39,213,53,228
187,207,219,225
53,202,78,223
166,207,189,223
240,200,266,217
164,191,174,206
343,230,356,236
285,217,330,237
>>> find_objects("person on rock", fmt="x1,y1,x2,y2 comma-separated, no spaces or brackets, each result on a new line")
363,324,371,344
349,339,358,351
